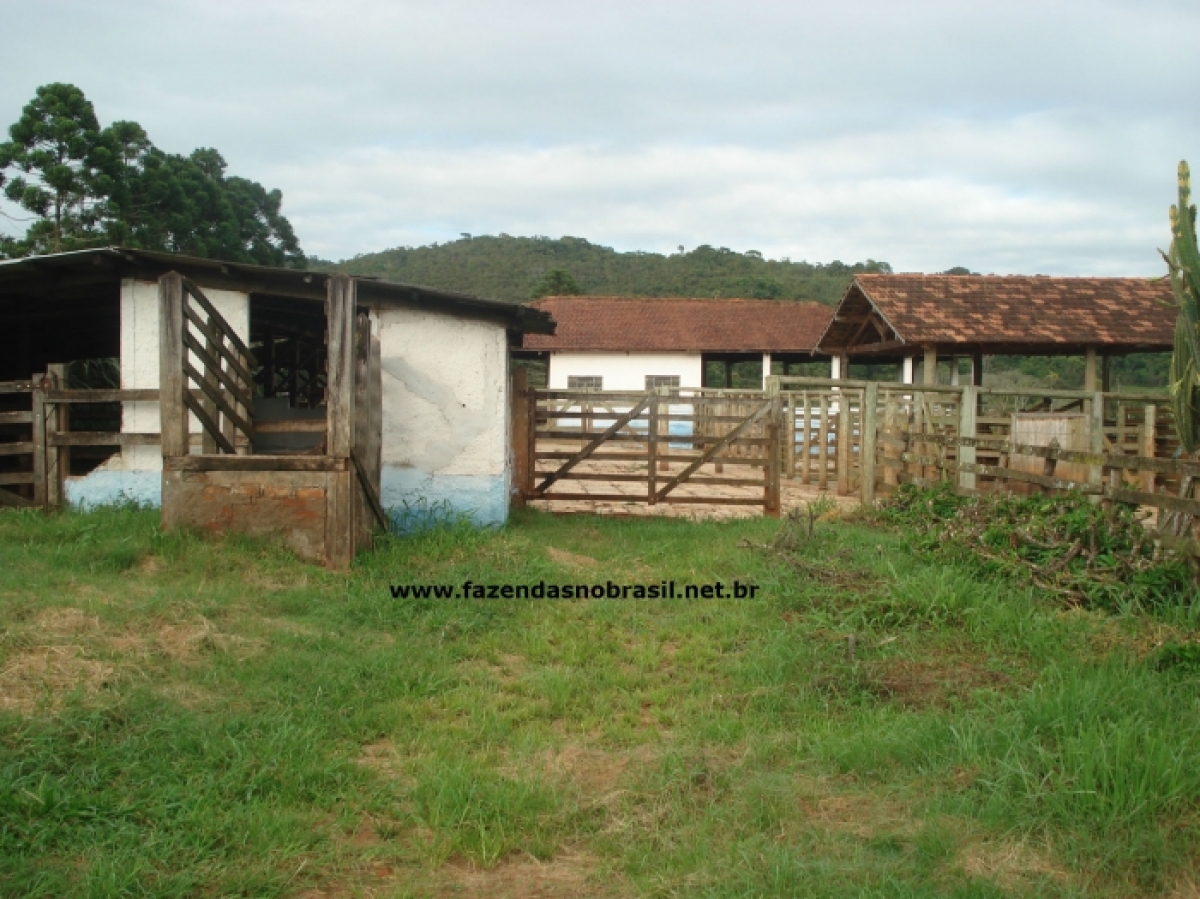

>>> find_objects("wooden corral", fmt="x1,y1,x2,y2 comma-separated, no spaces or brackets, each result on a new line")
157,273,384,569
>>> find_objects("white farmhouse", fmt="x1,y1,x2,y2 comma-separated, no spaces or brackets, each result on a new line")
519,296,834,390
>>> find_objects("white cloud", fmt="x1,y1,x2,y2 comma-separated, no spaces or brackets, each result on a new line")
1,0,1197,272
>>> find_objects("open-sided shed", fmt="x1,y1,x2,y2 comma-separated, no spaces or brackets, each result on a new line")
0,248,553,566
816,274,1175,388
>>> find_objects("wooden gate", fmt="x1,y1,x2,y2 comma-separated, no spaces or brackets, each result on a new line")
511,383,781,515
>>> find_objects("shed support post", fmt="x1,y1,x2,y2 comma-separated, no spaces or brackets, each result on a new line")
950,358,960,386
902,355,915,385
765,379,781,517
830,355,841,380
923,346,938,385
158,272,189,459
325,275,357,570
762,353,771,390
1084,347,1098,393
1101,354,1112,393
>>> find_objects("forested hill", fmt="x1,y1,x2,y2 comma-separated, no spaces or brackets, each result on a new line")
316,235,891,305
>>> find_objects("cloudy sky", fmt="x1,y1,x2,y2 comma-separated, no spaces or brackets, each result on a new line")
2,0,1198,273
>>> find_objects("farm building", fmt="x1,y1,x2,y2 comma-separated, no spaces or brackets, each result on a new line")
0,248,553,565
520,296,835,390
818,274,1175,387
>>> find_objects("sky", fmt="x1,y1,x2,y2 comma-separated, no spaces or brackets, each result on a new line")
2,0,1198,274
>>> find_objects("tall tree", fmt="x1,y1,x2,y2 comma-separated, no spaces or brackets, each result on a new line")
0,83,305,267
0,83,107,254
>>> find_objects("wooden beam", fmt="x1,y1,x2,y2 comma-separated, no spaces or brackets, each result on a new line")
158,273,189,458
923,346,938,386
1084,347,1098,392
325,275,355,458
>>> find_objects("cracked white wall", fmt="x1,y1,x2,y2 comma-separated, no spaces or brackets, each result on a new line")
376,306,510,527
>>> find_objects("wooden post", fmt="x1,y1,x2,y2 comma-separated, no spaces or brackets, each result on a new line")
799,391,811,485
1142,405,1157,493
860,382,879,506
785,393,796,480
972,354,984,387
817,394,829,491
1084,347,1098,393
958,385,977,492
923,346,938,385
656,386,669,472
647,390,659,505
201,313,220,455
882,390,899,488
764,386,781,517
510,368,530,509
46,363,69,507
326,275,355,459
902,355,915,384
31,375,47,508
325,275,357,570
1101,354,1112,393
1088,390,1104,500
762,352,771,390
836,390,851,496
158,272,189,458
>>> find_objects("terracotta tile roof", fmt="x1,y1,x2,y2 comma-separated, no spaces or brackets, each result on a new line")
818,274,1176,354
523,296,833,353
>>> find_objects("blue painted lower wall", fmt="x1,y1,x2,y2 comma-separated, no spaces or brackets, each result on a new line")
65,470,162,509
380,467,508,531
63,466,509,532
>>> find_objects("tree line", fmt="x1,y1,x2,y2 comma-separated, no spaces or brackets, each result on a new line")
0,83,304,267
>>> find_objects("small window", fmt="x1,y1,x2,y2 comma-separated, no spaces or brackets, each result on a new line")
645,375,681,390
568,375,603,391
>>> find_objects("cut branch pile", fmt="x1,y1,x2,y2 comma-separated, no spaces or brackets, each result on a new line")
874,484,1196,609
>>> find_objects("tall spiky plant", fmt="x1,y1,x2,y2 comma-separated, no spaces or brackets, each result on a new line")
1166,161,1200,454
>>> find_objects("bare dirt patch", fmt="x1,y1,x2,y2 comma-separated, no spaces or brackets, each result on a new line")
545,547,600,570
796,779,918,839
862,658,1008,709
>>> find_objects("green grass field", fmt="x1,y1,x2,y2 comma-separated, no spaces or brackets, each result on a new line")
2,503,1199,898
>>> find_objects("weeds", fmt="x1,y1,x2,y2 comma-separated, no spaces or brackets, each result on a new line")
874,483,1198,610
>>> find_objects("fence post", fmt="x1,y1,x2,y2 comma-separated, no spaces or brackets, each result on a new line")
1088,391,1104,502
860,382,878,506
1142,404,1157,494
510,368,529,509
785,393,796,480
765,383,782,517
31,375,47,508
45,363,69,508
958,385,977,493
836,390,851,496
647,390,659,505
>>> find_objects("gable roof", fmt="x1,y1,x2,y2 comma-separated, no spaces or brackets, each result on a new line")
817,274,1176,357
523,296,833,354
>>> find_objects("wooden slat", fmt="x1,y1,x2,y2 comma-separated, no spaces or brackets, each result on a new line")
0,381,35,393
0,472,35,486
0,487,34,506
48,432,160,447
43,388,159,402
182,303,257,387
253,420,327,434
31,381,46,507
0,412,32,425
182,329,253,410
0,441,34,456
183,392,237,455
165,455,349,472
183,360,254,441
536,395,652,494
181,278,256,365
536,492,643,502
656,400,772,502
351,448,390,533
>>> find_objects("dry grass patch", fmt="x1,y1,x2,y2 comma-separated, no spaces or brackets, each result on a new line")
545,546,600,570
862,658,1008,709
958,835,1072,890
439,850,614,899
